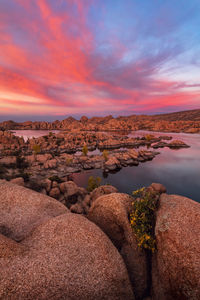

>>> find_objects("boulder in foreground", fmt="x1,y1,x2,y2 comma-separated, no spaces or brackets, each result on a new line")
88,193,148,299
0,181,69,241
0,182,134,300
152,193,200,300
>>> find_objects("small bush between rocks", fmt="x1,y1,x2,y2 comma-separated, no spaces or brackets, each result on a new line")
102,149,109,161
19,172,30,182
82,144,88,156
66,158,73,165
48,175,62,183
28,180,43,192
145,134,154,141
56,138,64,146
32,144,41,155
87,176,101,192
130,187,159,252
16,156,29,170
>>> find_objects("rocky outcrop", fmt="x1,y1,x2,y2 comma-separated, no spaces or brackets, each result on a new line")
0,131,25,154
0,181,68,241
152,193,200,300
168,139,190,148
148,183,166,194
1,109,200,133
87,186,200,300
90,185,118,204
88,193,148,299
104,156,121,171
0,182,134,300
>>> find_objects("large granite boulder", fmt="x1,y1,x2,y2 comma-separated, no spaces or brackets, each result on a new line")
152,194,200,300
0,182,134,299
0,181,69,241
88,193,148,299
0,214,134,300
0,233,25,259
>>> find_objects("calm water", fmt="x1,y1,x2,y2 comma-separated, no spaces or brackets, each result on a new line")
13,130,200,202
12,130,60,142
73,131,200,202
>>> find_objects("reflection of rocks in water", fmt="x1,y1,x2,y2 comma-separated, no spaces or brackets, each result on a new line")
67,174,74,181
103,171,108,178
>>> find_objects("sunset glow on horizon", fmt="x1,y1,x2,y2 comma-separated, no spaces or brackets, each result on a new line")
0,0,200,121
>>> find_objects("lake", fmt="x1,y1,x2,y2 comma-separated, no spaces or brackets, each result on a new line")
12,130,60,142
13,130,200,202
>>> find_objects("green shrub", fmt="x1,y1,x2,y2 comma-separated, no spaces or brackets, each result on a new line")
102,149,109,161
22,172,30,182
48,175,62,183
82,144,88,156
16,156,29,169
28,180,43,192
66,157,73,165
145,134,154,141
87,176,101,192
56,138,64,146
130,187,159,252
32,144,41,155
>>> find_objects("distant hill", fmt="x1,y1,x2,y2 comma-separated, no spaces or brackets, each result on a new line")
0,108,200,133
152,109,200,121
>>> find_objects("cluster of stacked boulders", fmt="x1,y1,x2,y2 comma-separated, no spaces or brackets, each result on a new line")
0,131,25,154
8,177,118,215
1,130,188,157
0,180,199,299
1,148,159,182
0,130,190,183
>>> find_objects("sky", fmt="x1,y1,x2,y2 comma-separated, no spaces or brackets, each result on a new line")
0,0,200,121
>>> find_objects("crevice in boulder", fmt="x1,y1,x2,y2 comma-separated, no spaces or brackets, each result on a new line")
129,184,165,299
145,249,153,299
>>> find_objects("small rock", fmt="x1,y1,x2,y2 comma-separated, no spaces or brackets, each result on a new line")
42,178,52,193
149,183,166,194
10,177,24,187
59,181,79,197
90,185,118,204
49,187,60,199
70,203,84,214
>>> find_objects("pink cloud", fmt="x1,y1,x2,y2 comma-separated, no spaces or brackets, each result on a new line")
0,0,199,118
